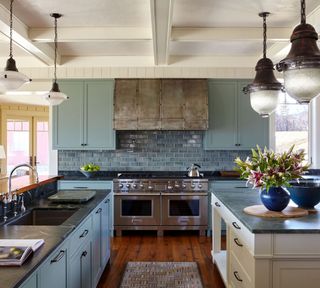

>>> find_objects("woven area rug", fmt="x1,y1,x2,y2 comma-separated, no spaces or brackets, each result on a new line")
119,261,203,288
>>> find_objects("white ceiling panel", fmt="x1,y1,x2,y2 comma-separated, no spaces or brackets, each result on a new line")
170,41,271,56
8,0,151,28
173,0,320,27
58,41,153,56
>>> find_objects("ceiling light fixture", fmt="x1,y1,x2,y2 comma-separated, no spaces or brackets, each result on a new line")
244,12,284,118
276,0,320,103
0,0,31,92
45,13,68,106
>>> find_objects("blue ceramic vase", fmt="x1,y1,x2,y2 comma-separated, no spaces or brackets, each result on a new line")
260,187,290,212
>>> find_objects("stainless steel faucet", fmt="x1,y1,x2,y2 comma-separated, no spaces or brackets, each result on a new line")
8,163,39,203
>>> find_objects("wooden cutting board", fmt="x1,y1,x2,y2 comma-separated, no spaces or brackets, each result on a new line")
243,205,308,218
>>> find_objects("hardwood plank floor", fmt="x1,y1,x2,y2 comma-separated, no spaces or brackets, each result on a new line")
98,232,225,288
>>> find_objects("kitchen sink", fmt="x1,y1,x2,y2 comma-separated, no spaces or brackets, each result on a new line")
6,208,79,226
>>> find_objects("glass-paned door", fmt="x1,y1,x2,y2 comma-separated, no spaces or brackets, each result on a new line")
6,116,49,175
6,117,32,173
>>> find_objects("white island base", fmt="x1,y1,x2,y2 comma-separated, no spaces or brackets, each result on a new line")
211,193,320,288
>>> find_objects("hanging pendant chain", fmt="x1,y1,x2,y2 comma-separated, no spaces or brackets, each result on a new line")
9,0,13,58
263,14,267,59
301,0,306,24
54,16,58,83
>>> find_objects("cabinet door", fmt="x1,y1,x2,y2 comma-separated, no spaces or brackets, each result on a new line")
85,80,115,149
114,79,138,129
204,80,237,149
101,196,111,266
161,79,184,129
20,273,37,288
52,81,84,149
92,204,102,286
138,79,161,129
237,81,269,149
39,244,67,288
184,79,208,130
69,241,92,288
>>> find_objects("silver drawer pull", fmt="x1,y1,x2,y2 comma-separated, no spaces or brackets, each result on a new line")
214,202,221,207
132,218,143,223
104,199,110,203
50,250,65,263
81,251,87,258
234,238,243,247
96,208,102,214
79,229,89,238
233,271,243,282
232,221,241,230
73,186,88,189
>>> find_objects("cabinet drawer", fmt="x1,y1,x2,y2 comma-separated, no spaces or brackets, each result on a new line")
230,252,253,288
230,229,254,278
58,180,112,190
69,216,92,257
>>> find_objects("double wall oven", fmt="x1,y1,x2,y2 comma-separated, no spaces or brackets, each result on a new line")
114,173,208,236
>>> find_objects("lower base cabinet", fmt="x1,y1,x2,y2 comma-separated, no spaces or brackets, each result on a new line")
38,244,68,288
18,193,112,288
69,241,92,288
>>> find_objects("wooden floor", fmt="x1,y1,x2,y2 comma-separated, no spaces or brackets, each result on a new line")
98,231,225,288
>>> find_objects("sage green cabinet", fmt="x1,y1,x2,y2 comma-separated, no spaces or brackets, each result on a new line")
204,79,269,150
20,273,37,288
52,79,115,150
69,241,92,288
38,244,68,288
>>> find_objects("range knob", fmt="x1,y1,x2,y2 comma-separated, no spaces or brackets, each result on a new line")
198,183,202,189
191,182,196,189
148,185,153,190
167,181,173,190
133,184,137,188
139,182,144,188
182,183,186,189
174,181,180,189
126,184,130,188
119,183,124,188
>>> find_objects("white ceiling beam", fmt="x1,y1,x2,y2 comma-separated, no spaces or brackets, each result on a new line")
0,3,58,66
29,27,152,42
150,0,174,65
172,27,293,42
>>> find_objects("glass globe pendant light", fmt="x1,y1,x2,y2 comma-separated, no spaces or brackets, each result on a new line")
276,0,320,103
45,13,68,106
0,0,31,92
244,12,284,117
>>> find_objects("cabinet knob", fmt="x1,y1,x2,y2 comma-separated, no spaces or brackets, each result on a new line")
79,229,89,238
96,208,102,214
214,202,221,207
81,251,87,257
50,250,65,263
235,143,241,147
233,271,243,282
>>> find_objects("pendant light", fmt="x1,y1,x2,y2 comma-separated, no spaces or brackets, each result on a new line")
45,13,68,106
0,0,31,92
276,0,320,103
243,12,284,118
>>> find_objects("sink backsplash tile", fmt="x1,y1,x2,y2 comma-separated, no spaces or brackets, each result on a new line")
58,130,250,171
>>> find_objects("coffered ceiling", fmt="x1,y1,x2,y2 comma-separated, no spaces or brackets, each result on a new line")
0,0,318,69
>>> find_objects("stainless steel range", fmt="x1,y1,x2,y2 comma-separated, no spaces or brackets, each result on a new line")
113,173,208,236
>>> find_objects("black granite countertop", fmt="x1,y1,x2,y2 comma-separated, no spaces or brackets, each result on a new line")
212,188,320,234
0,189,111,288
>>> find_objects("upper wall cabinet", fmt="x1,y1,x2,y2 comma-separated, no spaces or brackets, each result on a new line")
52,79,115,150
113,79,208,130
204,79,269,150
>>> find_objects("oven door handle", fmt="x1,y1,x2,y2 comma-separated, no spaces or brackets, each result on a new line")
161,192,208,196
114,193,161,196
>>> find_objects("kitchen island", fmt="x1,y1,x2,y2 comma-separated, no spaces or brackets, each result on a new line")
211,188,320,288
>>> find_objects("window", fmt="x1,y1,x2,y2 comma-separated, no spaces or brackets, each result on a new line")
275,93,309,161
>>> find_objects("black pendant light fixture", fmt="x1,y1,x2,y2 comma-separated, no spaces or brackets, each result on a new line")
276,0,320,103
0,0,31,91
45,13,68,105
244,12,284,117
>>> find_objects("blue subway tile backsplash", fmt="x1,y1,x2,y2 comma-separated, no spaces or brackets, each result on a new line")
58,131,250,171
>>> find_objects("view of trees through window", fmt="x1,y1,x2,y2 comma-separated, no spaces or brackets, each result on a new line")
275,93,309,161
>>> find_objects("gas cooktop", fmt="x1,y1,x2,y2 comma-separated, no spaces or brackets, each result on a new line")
117,172,204,179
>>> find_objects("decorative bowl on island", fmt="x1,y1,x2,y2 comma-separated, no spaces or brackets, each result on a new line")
287,179,320,209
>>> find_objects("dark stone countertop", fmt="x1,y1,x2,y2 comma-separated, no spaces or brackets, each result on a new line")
0,189,111,288
212,188,320,234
